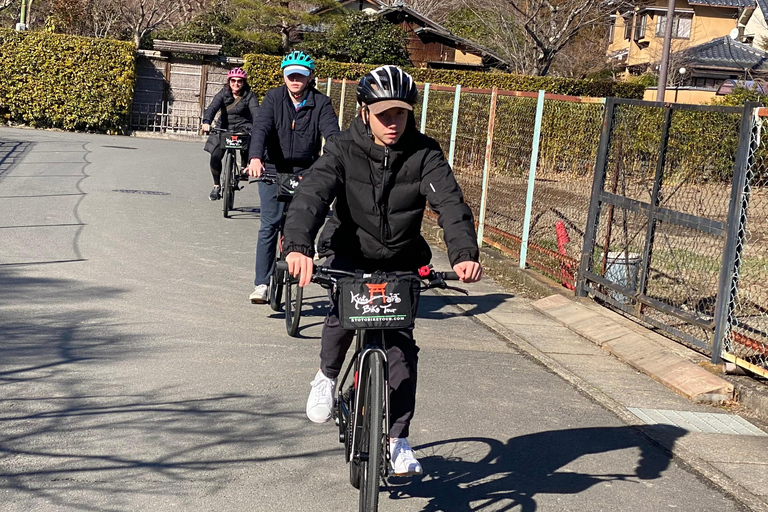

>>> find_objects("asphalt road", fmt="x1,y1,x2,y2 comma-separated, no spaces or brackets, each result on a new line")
0,127,746,511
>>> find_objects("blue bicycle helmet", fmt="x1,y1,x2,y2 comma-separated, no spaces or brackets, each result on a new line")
281,51,315,72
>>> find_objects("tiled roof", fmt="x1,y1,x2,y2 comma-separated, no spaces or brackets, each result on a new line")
678,36,768,71
688,0,755,7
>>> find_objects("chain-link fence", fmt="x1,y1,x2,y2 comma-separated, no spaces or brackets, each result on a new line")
721,109,768,375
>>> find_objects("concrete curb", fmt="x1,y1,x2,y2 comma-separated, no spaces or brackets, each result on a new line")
532,294,734,404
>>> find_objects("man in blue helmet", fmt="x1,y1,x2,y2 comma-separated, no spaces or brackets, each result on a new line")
247,51,340,303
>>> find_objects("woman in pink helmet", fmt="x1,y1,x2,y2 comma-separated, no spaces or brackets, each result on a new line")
202,67,260,201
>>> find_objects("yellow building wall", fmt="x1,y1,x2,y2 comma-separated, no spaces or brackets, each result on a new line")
609,1,738,69
454,50,482,65
642,87,718,103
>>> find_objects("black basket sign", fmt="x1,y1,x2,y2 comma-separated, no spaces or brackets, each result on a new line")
225,134,249,150
337,276,416,330
277,172,303,201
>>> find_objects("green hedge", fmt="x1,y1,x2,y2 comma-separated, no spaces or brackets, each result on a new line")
0,29,136,133
243,53,645,100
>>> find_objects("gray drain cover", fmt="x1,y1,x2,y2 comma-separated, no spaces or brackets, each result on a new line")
628,408,766,436
112,189,170,196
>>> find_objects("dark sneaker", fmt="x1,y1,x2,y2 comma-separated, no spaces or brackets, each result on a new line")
209,186,221,201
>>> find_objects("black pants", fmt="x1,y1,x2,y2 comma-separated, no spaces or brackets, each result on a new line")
209,148,247,186
319,257,420,439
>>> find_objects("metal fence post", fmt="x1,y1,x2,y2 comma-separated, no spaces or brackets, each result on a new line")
576,97,616,297
448,85,461,167
326,77,332,96
711,103,759,364
339,78,347,129
477,87,498,248
519,90,546,269
420,83,430,133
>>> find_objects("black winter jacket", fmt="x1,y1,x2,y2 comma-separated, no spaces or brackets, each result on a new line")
248,85,340,174
283,116,479,270
202,87,259,132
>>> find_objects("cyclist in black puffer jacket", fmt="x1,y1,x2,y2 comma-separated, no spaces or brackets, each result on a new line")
282,66,482,478
202,67,259,201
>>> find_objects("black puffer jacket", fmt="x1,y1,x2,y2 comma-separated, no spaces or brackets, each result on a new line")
202,87,259,131
248,85,340,174
283,116,479,270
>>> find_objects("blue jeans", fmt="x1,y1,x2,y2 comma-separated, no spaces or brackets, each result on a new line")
254,180,287,286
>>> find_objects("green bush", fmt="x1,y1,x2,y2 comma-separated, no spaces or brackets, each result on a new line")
242,53,645,100
0,29,136,133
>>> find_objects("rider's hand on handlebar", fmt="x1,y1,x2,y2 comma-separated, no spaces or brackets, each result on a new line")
286,251,314,288
201,123,211,134
248,157,264,178
453,261,483,283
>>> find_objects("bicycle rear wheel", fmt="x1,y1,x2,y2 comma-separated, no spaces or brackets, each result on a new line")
285,276,303,337
358,351,384,512
222,152,235,218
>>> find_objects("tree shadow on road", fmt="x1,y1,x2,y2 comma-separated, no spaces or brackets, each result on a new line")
0,269,335,511
386,426,687,511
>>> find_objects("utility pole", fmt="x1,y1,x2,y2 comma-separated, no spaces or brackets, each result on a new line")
656,0,676,101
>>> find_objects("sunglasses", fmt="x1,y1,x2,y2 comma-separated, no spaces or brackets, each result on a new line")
229,78,244,84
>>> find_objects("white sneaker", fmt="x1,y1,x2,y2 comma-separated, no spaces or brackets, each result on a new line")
306,369,336,423
390,438,422,476
249,284,268,304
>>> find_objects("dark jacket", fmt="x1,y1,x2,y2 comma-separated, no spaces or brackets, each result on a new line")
248,85,340,174
283,116,479,270
203,87,259,153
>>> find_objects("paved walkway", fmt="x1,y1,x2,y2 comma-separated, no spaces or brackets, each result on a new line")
428,247,768,512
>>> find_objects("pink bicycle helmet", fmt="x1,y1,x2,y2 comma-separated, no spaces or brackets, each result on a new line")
228,67,247,80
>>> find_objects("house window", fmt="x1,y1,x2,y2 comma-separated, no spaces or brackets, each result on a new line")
634,14,647,40
608,21,615,43
656,14,692,39
624,16,633,40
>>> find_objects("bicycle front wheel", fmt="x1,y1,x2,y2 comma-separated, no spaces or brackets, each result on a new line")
222,152,235,218
285,276,303,337
358,351,384,512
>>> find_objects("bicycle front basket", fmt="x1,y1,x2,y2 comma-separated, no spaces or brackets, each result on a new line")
224,133,249,150
336,275,417,330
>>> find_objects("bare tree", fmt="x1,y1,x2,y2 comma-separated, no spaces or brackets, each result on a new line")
50,0,122,38
401,0,460,21
0,0,14,13
457,0,615,76
120,0,209,47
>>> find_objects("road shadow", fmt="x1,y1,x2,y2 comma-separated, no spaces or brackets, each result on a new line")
0,138,34,181
418,292,513,320
0,268,130,386
386,426,687,511
0,137,90,265
0,268,334,510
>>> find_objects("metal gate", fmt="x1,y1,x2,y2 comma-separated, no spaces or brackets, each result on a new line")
576,98,751,357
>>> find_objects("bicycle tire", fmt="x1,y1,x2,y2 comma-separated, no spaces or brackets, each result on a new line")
358,351,384,512
285,276,303,337
222,152,234,218
269,267,284,312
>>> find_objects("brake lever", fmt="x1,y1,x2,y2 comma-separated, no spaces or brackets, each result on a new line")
445,285,469,295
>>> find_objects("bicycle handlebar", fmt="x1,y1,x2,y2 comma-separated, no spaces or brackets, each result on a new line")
275,261,466,293
209,127,251,135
